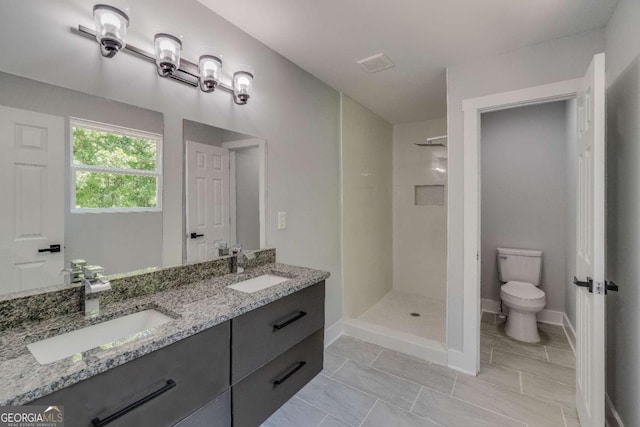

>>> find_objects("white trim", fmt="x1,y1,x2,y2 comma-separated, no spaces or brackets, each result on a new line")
447,349,477,376
339,93,346,331
461,78,582,375
228,151,237,246
481,299,565,325
69,117,163,213
324,319,344,348
606,393,625,427
481,299,502,314
221,138,267,249
343,318,448,366
563,312,577,354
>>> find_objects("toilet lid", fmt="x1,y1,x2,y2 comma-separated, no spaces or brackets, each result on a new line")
501,281,545,300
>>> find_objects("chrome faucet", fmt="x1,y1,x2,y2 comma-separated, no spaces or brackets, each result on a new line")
231,245,256,274
82,265,111,318
60,259,87,284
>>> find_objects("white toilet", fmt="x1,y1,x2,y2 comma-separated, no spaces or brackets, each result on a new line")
497,247,546,343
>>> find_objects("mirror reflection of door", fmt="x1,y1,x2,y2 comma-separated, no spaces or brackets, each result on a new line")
0,106,65,295
185,141,230,262
224,139,262,252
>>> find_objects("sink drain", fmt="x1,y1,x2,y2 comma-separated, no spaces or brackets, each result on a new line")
410,312,421,317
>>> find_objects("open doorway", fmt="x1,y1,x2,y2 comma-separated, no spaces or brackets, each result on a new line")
461,54,607,426
183,119,266,263
478,100,579,424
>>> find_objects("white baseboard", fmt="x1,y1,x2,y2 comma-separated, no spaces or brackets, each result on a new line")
562,313,577,355
324,319,343,348
447,349,477,376
481,299,565,325
606,393,625,427
481,299,502,314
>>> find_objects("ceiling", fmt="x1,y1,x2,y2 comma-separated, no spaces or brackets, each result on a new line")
197,0,617,124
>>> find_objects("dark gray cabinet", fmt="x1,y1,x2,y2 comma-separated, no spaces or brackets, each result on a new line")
231,281,325,383
32,322,230,427
231,281,325,427
232,329,324,427
175,390,231,427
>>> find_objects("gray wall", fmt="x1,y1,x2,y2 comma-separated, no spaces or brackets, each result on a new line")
0,0,343,328
446,28,605,350
604,1,640,423
235,147,260,250
183,119,224,146
0,71,164,276
480,102,568,312
564,99,578,328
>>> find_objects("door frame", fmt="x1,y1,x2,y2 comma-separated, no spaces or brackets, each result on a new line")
458,78,581,374
221,138,267,249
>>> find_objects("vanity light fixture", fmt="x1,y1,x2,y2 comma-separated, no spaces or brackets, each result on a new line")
199,54,223,92
93,4,129,58
76,4,255,105
154,33,182,76
232,69,254,105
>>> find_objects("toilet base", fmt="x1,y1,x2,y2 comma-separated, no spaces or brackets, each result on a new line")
505,311,540,343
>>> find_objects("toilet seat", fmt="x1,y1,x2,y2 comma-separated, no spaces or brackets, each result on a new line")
500,281,546,310
501,281,545,300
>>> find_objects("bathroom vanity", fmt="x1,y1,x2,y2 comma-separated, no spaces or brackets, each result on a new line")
0,253,328,427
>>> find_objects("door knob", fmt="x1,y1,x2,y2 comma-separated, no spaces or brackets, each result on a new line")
190,233,204,239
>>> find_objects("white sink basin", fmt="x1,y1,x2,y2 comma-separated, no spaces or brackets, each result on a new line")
227,274,290,293
27,309,173,364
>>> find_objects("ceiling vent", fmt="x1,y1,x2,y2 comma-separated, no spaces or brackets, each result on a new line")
357,53,395,73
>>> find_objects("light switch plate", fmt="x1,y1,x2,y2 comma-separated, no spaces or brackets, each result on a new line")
277,212,286,230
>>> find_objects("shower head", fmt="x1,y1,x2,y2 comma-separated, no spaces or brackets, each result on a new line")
415,135,447,147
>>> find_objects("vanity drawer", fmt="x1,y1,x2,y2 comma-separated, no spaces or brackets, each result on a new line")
231,281,324,383
174,390,230,427
32,322,230,427
232,328,324,427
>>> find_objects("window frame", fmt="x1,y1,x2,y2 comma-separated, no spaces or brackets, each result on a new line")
69,118,163,214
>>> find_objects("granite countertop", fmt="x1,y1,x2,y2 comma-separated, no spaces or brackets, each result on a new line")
0,262,329,406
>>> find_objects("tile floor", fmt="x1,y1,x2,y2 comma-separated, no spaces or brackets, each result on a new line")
357,291,446,343
263,312,578,427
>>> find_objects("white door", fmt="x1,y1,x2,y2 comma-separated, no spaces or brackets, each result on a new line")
575,53,606,427
186,141,230,262
0,106,65,295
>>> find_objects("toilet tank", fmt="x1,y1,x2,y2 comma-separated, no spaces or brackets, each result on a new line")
497,248,542,286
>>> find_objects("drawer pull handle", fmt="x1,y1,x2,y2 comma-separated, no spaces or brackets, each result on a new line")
91,379,176,426
273,311,307,331
273,361,306,387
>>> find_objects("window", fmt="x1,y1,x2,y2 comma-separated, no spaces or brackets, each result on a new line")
70,119,162,212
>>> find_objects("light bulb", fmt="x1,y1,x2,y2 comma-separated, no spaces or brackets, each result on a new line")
199,55,223,92
93,4,129,58
233,69,254,104
154,33,182,76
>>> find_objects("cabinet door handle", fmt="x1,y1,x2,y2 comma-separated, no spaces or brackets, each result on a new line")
91,379,176,426
273,311,307,331
273,361,306,387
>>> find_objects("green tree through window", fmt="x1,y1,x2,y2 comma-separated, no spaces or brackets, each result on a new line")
71,122,161,210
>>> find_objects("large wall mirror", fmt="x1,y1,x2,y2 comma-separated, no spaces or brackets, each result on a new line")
0,71,267,298
183,119,266,263
0,72,165,297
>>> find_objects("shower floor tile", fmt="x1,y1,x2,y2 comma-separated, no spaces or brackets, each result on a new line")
357,291,446,343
